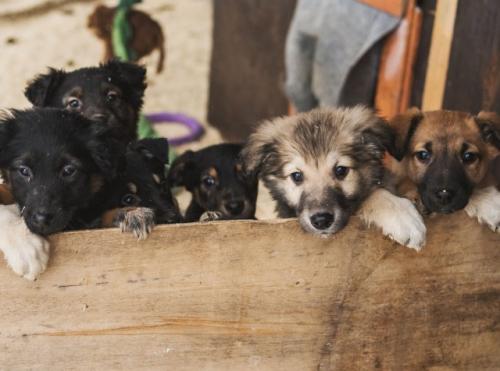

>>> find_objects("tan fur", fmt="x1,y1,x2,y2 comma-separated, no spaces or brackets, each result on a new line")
0,184,14,205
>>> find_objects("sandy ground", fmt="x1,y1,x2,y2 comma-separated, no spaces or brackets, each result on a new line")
0,0,275,219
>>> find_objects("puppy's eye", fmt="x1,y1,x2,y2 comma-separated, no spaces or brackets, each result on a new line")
415,150,431,163
61,165,77,178
106,91,119,103
18,166,32,179
462,152,478,164
122,194,140,206
202,176,216,188
67,98,82,110
334,166,349,179
290,171,303,185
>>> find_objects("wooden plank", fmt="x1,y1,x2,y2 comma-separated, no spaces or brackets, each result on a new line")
0,213,499,370
357,0,406,17
443,0,500,113
422,0,458,110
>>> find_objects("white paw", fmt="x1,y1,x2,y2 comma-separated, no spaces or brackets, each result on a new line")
0,205,50,280
359,189,426,251
465,186,500,233
199,211,223,222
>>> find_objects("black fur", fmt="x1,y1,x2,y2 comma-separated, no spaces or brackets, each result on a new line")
0,108,123,235
101,138,182,224
169,143,258,222
24,60,146,144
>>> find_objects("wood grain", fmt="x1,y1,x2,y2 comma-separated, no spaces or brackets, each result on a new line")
0,214,499,370
422,0,458,110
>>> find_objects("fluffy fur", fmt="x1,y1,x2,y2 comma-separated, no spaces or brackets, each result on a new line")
169,143,258,222
24,60,147,144
242,106,426,249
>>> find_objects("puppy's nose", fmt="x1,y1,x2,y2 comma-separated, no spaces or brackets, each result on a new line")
32,211,53,226
435,188,455,204
310,212,334,230
225,200,245,215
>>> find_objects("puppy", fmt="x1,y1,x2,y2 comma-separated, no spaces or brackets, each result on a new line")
169,144,258,222
0,108,123,279
387,109,500,232
0,109,122,235
242,106,426,250
24,60,146,144
88,5,166,73
101,138,182,238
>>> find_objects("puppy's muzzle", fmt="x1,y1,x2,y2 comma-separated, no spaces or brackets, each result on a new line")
310,212,334,230
224,200,245,216
31,209,54,227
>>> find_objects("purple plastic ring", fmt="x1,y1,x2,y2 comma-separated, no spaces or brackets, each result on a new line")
145,112,205,146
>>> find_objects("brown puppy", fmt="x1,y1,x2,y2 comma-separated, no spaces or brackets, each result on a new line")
88,5,166,73
387,108,500,231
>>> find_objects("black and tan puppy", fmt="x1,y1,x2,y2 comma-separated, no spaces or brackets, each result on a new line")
0,108,122,236
24,60,146,144
387,108,500,231
242,106,426,250
101,138,182,237
169,143,258,222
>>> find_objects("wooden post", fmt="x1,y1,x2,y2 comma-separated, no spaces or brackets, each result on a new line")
422,0,458,110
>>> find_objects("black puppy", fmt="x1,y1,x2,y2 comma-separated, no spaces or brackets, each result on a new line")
0,108,122,236
169,143,258,222
24,60,146,144
100,138,182,236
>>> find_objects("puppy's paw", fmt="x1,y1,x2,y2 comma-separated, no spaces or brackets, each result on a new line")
0,205,50,280
115,207,155,240
359,189,427,251
465,186,500,233
200,211,223,222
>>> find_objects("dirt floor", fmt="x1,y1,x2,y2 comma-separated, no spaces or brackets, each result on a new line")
0,0,275,219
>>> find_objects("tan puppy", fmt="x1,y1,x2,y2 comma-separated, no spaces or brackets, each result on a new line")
387,108,500,231
242,106,426,250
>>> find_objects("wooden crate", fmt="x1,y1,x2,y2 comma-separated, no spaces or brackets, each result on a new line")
1,213,499,370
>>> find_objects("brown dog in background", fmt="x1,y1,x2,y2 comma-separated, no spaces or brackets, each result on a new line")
88,5,166,73
387,108,500,231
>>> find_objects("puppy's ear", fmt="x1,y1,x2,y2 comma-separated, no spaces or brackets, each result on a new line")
130,138,170,165
387,107,423,160
103,60,147,110
24,68,66,107
240,122,279,177
168,150,195,187
361,118,397,160
85,122,124,179
476,111,500,151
